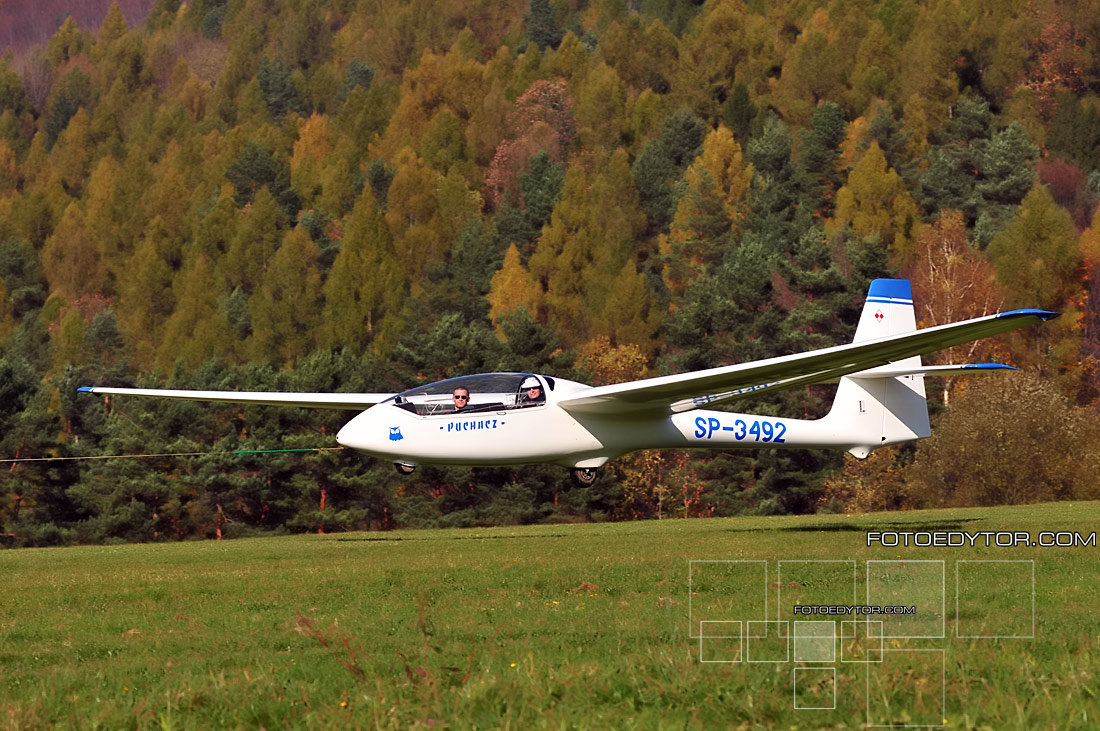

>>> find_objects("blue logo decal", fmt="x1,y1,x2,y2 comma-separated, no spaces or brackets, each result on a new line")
389,426,404,441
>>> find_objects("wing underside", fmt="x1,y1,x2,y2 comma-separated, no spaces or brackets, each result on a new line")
556,309,1056,416
77,387,392,410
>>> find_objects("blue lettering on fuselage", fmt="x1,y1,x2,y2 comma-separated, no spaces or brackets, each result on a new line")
445,419,501,433
693,415,786,443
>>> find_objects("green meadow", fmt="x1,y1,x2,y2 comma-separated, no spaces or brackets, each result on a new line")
1,502,1097,730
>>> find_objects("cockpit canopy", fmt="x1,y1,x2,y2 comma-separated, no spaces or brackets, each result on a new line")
384,373,553,417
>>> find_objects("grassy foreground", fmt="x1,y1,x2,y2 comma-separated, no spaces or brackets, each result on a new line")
1,502,1097,729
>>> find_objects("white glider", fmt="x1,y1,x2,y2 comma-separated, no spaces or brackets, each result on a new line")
80,279,1056,486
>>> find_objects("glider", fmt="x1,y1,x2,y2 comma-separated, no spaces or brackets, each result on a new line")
80,280,1056,486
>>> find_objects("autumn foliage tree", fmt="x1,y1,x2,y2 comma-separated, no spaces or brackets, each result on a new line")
902,210,1003,401
1,0,1098,544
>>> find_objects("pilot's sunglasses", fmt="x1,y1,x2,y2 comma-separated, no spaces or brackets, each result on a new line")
454,395,468,400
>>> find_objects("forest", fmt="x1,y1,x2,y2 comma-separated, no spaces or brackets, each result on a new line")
2,0,1100,546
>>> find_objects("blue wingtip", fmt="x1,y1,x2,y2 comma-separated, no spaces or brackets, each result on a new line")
77,386,94,393
962,363,1017,371
998,308,1060,321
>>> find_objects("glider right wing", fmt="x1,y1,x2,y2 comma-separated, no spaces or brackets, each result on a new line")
557,309,1057,417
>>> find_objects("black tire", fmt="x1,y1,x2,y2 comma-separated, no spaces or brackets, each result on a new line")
394,462,416,475
569,467,598,487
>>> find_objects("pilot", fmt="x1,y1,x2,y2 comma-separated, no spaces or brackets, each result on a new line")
452,387,470,412
519,376,545,406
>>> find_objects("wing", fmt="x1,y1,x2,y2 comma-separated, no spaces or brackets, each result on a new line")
77,387,393,410
556,309,1056,417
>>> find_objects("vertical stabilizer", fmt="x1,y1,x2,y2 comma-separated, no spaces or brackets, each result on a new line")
828,279,930,457
854,278,917,342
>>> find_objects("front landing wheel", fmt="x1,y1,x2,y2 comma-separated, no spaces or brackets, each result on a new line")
394,462,417,475
569,467,599,487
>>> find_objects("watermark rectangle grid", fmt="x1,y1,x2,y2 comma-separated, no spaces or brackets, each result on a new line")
794,666,836,710
699,620,742,663
688,560,768,639
840,619,884,663
778,560,857,621
865,649,945,728
793,620,836,663
746,620,790,663
866,560,945,639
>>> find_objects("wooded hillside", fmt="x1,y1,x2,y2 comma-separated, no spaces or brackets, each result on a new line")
2,0,1099,545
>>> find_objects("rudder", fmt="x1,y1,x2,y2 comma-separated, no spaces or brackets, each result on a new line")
828,279,930,457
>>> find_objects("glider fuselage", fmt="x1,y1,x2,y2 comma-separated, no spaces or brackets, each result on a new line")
334,377,874,469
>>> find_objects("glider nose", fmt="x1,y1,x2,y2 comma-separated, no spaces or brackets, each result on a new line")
336,411,372,451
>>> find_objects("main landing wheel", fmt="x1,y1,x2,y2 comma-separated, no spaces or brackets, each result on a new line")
569,467,599,487
394,462,417,475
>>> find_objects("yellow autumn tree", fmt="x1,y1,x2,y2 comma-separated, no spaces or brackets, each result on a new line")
663,124,753,294
157,256,234,370
249,227,324,365
590,260,662,353
291,112,331,208
487,243,540,338
321,190,405,354
49,107,92,197
41,202,99,302
829,141,919,263
528,149,648,344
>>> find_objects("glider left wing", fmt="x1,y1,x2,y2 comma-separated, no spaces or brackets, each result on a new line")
77,387,393,410
557,309,1056,417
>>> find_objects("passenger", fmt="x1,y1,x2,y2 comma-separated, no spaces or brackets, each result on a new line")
452,387,470,412
519,376,545,407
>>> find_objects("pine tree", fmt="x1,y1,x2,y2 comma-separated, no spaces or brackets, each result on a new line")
800,101,847,219
525,0,564,50
320,191,405,354
250,227,323,364
157,256,234,369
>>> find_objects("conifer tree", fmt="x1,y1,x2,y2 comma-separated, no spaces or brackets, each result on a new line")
290,113,331,209
664,124,753,294
222,187,287,293
119,217,177,368
41,203,99,302
488,243,540,337
830,141,918,262
250,227,323,364
987,184,1078,310
321,191,404,354
525,0,564,51
158,256,234,369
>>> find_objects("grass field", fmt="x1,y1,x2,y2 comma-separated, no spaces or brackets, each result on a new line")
1,502,1097,729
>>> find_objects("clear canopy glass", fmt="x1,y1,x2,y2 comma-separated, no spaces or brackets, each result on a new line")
384,373,549,416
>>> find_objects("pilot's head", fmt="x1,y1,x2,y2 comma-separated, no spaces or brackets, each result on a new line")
521,376,543,402
452,387,470,410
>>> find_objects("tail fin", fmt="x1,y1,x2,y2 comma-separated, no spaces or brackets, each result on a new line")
829,279,930,458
